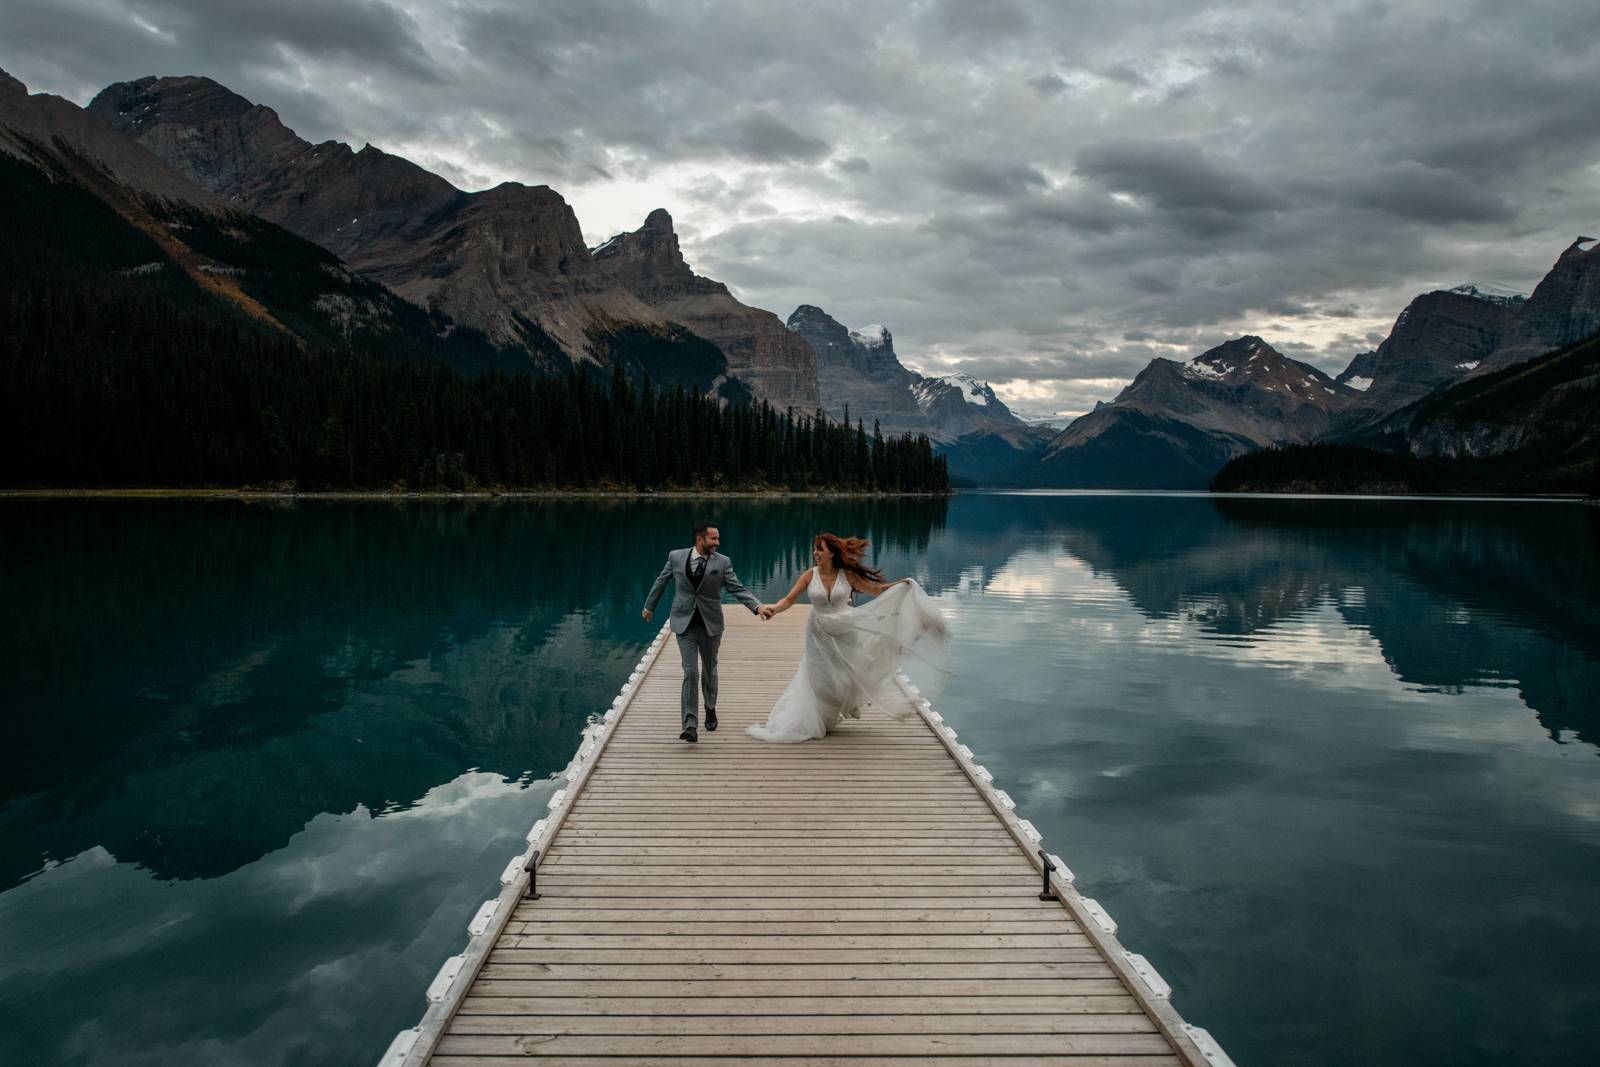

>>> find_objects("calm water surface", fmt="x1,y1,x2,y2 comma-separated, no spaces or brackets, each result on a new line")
2,493,1597,1066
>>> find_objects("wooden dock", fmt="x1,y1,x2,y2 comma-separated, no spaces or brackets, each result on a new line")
385,607,1233,1066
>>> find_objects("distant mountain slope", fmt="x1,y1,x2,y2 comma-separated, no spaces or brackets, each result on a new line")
591,209,818,412
1031,337,1359,488
787,305,930,435
1331,285,1524,434
0,68,522,375
783,304,1047,483
1475,238,1600,373
87,75,737,396
1404,329,1600,487
1213,330,1600,495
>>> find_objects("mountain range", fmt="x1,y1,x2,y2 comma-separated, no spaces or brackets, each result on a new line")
3,64,1594,492
1032,242,1598,491
51,70,1025,477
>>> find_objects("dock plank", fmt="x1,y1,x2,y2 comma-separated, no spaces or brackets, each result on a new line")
414,608,1209,1066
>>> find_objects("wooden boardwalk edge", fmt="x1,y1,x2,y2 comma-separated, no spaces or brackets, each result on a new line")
378,610,1237,1067
889,671,1226,1067
386,624,675,1067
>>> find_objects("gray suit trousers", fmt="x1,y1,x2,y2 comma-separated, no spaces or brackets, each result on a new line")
675,616,720,731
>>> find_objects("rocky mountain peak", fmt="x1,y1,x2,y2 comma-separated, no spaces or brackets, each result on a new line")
1185,336,1288,381
1157,336,1351,413
0,72,229,210
1474,237,1600,373
590,208,728,303
85,74,690,365
911,373,1024,426
787,305,856,358
786,306,905,379
1559,236,1597,264
590,209,819,411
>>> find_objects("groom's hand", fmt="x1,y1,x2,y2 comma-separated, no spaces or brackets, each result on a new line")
641,608,652,622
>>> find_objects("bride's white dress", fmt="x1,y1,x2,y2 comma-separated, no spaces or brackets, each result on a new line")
747,570,951,743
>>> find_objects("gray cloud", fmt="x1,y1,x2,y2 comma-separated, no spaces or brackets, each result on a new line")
1076,138,1286,217
1346,162,1515,225
5,0,1599,412
1027,73,1068,97
720,111,830,163
936,159,1049,199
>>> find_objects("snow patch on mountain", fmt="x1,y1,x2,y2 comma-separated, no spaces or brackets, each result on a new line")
1447,283,1527,308
1345,376,1374,392
849,324,889,348
1183,360,1229,381
912,373,999,412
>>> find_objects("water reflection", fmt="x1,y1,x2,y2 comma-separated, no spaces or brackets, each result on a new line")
3,493,1598,1067
951,493,1600,747
931,492,1600,1067
0,496,949,888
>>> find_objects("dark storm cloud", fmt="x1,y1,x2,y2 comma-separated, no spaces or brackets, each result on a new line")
1346,162,1515,225
936,160,1049,199
715,111,830,164
1076,139,1284,217
7,0,1600,412
1027,73,1068,97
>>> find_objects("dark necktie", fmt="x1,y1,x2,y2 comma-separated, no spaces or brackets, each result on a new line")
692,555,707,585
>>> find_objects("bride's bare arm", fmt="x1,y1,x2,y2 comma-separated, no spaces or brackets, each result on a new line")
762,568,815,618
845,571,910,597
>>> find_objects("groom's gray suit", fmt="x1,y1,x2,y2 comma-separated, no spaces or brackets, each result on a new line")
644,548,762,732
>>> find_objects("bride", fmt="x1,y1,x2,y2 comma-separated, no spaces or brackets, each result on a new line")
748,533,950,743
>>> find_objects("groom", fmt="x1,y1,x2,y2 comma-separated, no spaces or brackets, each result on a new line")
642,521,764,743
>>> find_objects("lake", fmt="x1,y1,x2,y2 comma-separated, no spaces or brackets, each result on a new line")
2,492,1597,1066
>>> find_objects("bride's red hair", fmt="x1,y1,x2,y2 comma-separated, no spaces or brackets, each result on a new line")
815,533,884,583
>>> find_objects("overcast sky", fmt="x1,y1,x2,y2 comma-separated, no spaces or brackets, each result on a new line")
6,0,1598,416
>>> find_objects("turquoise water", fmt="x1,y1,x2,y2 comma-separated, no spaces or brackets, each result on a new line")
2,493,1597,1065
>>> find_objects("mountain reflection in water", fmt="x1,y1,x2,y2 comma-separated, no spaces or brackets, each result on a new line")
2,493,1595,1067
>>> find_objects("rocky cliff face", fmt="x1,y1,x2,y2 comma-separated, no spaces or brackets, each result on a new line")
86,75,703,376
911,374,1027,438
783,304,1047,483
1335,349,1379,390
1405,331,1599,488
1,69,229,211
1032,337,1359,488
590,209,819,412
1477,238,1600,372
1333,286,1523,433
0,68,530,375
786,305,927,434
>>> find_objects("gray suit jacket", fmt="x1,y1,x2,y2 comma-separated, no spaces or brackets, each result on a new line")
644,548,761,637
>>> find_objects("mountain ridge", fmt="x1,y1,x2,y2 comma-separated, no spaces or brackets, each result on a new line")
86,74,737,392
590,209,820,412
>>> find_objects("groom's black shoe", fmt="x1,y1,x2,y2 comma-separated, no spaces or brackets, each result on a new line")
705,708,718,732
679,727,698,743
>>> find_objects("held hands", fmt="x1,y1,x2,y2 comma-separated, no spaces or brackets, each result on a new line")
759,604,779,620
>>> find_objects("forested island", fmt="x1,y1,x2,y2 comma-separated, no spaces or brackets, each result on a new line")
1211,442,1599,497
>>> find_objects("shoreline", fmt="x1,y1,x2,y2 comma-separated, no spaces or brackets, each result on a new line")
0,487,954,500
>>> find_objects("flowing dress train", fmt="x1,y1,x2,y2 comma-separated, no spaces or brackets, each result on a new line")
746,571,950,743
